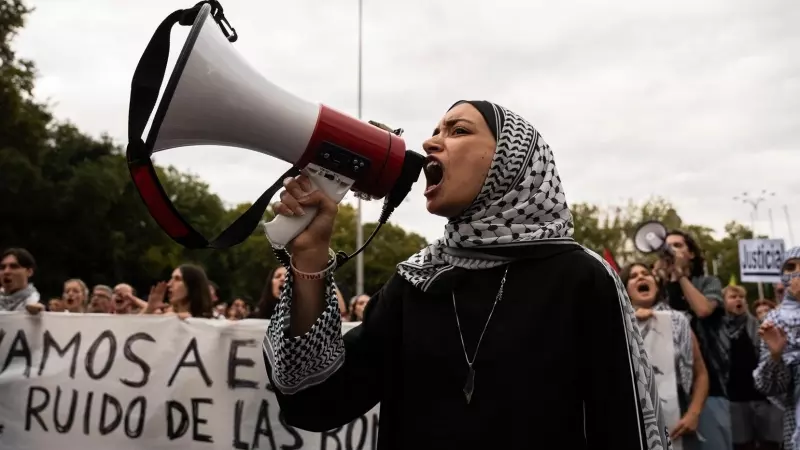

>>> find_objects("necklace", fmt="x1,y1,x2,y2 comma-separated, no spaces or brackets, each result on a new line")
452,264,510,404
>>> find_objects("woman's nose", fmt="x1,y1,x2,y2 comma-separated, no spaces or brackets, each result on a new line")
422,136,443,155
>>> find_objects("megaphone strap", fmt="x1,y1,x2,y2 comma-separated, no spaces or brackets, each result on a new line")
126,2,293,250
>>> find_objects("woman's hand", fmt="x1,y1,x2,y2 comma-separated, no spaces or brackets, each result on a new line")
759,320,787,360
670,410,699,438
144,282,167,314
634,308,654,321
273,174,339,269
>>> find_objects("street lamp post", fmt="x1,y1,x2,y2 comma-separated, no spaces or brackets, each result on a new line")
355,0,364,297
733,190,776,299
785,205,796,247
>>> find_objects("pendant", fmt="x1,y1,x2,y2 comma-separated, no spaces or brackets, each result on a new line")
463,366,475,404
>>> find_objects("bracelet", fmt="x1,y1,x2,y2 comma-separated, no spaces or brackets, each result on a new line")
289,248,338,280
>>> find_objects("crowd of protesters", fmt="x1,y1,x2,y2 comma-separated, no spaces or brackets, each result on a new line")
0,247,369,323
2,233,799,450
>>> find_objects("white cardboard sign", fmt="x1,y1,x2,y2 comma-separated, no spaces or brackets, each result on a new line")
738,238,785,283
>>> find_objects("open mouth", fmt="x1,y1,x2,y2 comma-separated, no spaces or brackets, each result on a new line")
423,157,444,195
636,283,651,293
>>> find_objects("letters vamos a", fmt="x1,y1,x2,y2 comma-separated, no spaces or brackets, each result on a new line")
0,325,322,448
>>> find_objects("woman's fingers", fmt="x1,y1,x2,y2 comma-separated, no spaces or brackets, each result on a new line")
278,190,304,216
296,174,313,192
272,201,294,217
272,175,322,218
284,176,313,200
297,189,339,219
150,282,166,301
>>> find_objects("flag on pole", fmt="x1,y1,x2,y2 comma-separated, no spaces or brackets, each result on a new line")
603,248,620,273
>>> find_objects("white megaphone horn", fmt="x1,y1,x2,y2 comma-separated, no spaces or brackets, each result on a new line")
126,1,425,257
632,220,670,254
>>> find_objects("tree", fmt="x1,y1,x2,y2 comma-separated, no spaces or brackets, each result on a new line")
0,0,228,297
328,204,427,298
206,203,280,305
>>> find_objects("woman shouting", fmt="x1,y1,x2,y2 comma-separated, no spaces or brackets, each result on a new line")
263,100,671,450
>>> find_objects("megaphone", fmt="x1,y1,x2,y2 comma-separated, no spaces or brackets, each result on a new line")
632,220,669,254
126,1,425,253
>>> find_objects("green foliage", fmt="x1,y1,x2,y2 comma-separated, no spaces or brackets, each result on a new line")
329,204,428,297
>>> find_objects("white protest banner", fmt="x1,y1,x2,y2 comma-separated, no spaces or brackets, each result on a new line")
638,311,682,450
738,238,785,283
0,313,379,450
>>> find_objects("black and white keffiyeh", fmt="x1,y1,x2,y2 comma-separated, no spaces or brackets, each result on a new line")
397,101,672,450
397,101,575,291
0,284,40,311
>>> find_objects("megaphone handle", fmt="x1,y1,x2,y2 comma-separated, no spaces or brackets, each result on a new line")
263,164,354,249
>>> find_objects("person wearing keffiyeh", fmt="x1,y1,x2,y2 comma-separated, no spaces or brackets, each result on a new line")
0,248,41,312
655,231,730,450
262,100,672,450
753,245,800,450
621,262,708,450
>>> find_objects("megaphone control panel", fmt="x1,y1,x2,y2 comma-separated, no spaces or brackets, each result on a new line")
314,142,371,181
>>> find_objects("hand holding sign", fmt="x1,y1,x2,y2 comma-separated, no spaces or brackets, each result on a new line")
25,303,44,315
759,321,787,360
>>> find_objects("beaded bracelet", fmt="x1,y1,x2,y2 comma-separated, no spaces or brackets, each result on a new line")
289,248,338,280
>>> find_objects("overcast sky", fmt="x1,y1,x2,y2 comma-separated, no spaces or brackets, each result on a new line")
15,0,800,245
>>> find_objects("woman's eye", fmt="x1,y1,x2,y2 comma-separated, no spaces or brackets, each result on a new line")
452,127,468,135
